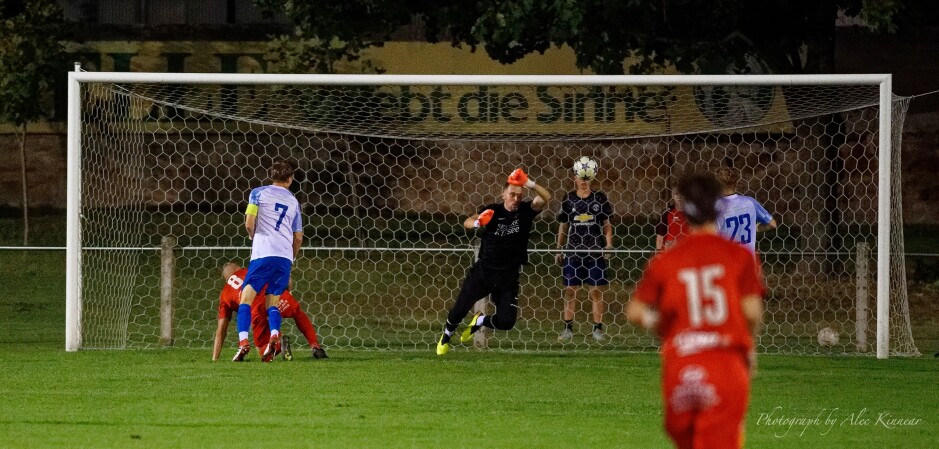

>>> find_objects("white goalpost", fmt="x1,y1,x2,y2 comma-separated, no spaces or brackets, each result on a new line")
65,69,918,358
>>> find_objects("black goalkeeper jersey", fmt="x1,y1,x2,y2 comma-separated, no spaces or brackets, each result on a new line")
476,200,540,271
557,190,613,251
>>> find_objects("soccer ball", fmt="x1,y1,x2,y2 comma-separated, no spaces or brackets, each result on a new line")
817,327,840,347
573,157,599,181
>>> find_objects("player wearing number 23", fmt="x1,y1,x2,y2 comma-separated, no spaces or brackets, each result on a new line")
715,167,777,253
627,173,766,449
232,159,303,362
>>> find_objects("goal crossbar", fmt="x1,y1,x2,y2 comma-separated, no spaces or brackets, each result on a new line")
69,71,891,86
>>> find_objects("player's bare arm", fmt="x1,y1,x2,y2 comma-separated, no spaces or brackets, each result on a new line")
741,294,764,340
626,298,659,332
603,218,613,250
741,294,764,377
212,316,231,361
529,182,552,211
757,218,778,233
244,213,257,240
293,231,303,260
556,222,569,264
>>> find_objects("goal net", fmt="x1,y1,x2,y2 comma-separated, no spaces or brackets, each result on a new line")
66,73,919,357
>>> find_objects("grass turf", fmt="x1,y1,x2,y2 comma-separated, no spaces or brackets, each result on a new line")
1,221,937,448
0,349,935,449
0,252,936,448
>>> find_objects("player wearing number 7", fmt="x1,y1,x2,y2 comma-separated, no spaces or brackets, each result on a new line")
435,168,552,355
627,173,765,449
232,159,303,362
715,167,777,253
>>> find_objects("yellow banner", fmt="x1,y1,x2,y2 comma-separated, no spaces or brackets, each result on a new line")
2,41,792,135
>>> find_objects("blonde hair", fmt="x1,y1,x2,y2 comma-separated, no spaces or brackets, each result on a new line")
221,262,241,280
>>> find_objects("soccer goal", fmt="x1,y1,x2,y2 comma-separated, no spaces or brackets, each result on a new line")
65,70,919,358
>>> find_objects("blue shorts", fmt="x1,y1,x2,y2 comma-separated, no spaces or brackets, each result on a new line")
562,255,609,286
243,256,292,296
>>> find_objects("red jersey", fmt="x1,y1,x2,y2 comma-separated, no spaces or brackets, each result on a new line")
251,292,318,349
218,268,267,319
656,206,689,249
250,290,302,319
218,268,319,349
634,233,765,361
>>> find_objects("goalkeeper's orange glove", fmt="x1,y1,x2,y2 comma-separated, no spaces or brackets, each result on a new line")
507,168,536,188
474,209,494,228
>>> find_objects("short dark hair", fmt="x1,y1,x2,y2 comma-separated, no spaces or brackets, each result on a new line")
270,159,296,183
676,173,723,226
716,167,739,190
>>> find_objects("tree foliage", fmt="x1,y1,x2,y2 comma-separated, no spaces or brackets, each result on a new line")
0,0,71,245
256,0,901,75
0,0,71,125
254,0,420,73
427,0,902,74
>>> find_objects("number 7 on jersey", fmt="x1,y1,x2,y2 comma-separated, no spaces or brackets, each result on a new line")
274,203,289,230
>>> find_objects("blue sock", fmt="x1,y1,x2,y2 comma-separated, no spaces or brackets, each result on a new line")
268,306,282,334
237,304,251,335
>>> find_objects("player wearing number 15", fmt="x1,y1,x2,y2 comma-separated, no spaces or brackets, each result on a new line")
232,159,303,362
627,173,765,449
715,167,777,253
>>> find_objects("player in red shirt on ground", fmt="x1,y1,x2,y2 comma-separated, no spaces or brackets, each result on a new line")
655,178,689,252
627,173,765,449
213,262,327,361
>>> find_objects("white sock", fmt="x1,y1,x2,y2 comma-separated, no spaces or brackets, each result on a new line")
443,329,453,336
238,331,248,342
475,315,486,326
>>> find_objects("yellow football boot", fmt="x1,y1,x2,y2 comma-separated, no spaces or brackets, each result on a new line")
436,334,450,356
460,313,482,343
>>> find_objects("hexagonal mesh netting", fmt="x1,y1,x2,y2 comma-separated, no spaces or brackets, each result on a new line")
73,76,918,356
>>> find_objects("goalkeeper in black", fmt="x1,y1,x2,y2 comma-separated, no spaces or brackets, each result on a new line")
436,168,553,355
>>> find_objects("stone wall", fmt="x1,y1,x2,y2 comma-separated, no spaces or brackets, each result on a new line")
0,132,68,210
3,111,932,227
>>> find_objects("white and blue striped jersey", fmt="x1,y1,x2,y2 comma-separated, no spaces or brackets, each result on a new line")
246,185,302,261
717,193,773,253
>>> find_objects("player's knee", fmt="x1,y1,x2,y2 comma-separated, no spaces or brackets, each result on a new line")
491,309,518,330
490,315,516,330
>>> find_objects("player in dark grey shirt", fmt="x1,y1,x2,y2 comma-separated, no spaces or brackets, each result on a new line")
436,168,553,356
556,171,614,342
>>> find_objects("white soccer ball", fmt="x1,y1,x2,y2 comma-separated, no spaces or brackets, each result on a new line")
573,156,599,181
817,327,840,347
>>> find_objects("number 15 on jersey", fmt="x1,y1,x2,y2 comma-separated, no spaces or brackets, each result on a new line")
678,265,728,328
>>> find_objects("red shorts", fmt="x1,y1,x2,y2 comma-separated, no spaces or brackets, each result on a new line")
250,296,299,348
662,352,750,449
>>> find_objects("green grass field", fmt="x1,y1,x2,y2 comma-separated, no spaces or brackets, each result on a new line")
1,246,937,448
0,349,935,449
